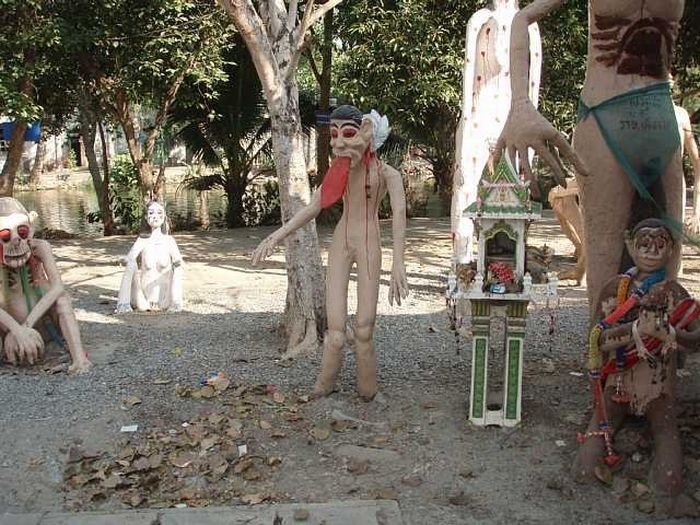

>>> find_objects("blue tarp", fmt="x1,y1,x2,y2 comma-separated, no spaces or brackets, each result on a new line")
1,121,41,142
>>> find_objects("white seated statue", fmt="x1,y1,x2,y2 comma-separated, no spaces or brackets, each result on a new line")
115,201,184,313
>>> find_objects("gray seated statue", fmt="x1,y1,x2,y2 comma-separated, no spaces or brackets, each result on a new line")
0,197,91,373
115,200,184,313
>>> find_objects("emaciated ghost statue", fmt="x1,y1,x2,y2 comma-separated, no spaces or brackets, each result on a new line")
452,0,541,265
115,201,184,313
577,219,700,511
0,197,91,373
252,105,408,401
496,0,686,317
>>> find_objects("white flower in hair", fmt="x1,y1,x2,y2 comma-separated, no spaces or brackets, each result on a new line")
363,110,390,152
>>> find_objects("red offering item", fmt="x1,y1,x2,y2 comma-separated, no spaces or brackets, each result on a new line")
321,156,352,208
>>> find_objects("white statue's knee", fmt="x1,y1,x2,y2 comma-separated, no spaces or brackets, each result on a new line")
353,323,374,345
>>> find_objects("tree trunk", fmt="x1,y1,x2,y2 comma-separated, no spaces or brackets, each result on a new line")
97,120,116,236
225,177,246,228
28,137,46,186
198,190,210,229
270,87,326,356
0,121,27,196
316,10,333,180
113,89,156,196
79,90,116,236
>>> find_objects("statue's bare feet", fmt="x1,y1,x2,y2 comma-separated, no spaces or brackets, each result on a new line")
114,303,133,314
571,439,606,484
311,379,336,399
69,358,93,374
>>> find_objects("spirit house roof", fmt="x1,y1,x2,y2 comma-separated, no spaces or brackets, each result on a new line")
465,155,542,220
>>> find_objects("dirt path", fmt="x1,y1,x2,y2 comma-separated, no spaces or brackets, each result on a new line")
1,216,699,523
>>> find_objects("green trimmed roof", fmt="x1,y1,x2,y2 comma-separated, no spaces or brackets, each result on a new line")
464,154,541,218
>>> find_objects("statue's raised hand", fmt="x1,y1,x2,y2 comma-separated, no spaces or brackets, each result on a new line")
494,99,588,191
389,261,409,306
4,327,45,365
251,232,281,266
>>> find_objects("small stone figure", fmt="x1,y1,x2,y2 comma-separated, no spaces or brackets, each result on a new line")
575,219,700,513
115,201,184,313
252,105,408,400
0,198,91,373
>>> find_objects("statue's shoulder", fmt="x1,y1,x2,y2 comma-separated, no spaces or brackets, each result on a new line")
380,162,401,181
29,238,53,256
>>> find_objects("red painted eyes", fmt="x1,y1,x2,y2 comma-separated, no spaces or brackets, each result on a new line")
17,225,29,239
330,127,358,139
0,225,30,242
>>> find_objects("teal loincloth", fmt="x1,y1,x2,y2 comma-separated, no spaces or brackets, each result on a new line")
577,82,680,205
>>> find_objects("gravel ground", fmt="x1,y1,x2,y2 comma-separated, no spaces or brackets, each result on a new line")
1,215,699,523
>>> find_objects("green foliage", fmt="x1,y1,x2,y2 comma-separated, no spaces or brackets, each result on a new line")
0,0,78,131
334,0,482,201
109,154,143,232
242,181,281,227
535,1,587,135
64,149,78,170
171,36,273,227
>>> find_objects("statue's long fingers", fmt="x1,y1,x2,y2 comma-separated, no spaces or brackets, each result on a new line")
388,285,395,307
493,136,505,166
507,144,518,170
535,144,567,188
517,146,540,199
549,131,588,177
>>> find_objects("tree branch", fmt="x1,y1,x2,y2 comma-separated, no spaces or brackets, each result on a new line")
286,0,342,82
301,0,343,35
305,48,322,84
218,0,280,102
287,0,298,31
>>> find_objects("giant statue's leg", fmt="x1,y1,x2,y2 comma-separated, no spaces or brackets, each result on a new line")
353,243,381,401
54,292,91,373
661,153,683,280
574,118,636,313
312,243,352,398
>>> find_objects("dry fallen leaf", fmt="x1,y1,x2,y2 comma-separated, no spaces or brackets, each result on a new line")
171,452,196,468
347,458,369,475
310,424,332,441
241,493,265,505
258,420,272,430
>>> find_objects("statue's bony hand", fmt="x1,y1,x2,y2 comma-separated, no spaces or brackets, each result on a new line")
389,261,409,306
4,327,45,366
69,355,92,374
251,233,280,266
494,99,589,193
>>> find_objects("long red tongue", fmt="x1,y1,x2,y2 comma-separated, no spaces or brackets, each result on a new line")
320,156,351,209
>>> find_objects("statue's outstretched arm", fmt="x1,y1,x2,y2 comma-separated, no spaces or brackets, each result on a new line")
115,237,146,313
384,165,408,306
23,240,66,329
495,0,587,186
169,237,184,311
251,189,322,265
